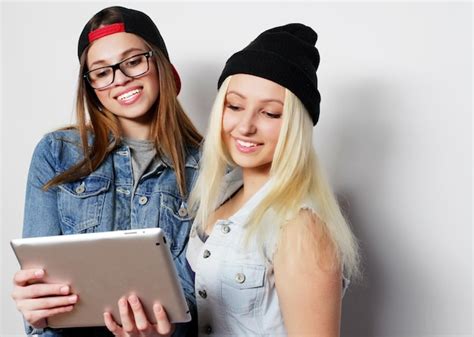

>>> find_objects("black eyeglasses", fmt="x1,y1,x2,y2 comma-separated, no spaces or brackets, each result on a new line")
84,51,154,89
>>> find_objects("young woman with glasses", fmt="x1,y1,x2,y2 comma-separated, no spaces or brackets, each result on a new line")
11,6,201,337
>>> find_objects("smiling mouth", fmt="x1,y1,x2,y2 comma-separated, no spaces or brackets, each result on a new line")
236,139,261,148
117,88,142,101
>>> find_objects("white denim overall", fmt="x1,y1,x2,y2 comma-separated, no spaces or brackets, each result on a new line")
186,169,349,337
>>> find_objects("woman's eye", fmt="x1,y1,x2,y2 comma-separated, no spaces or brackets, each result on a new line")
264,111,282,119
227,104,241,111
94,68,111,78
125,57,143,67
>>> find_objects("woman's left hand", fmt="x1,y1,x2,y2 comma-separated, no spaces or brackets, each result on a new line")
104,295,175,337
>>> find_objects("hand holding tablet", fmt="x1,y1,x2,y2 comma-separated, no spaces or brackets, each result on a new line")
12,268,76,329
11,228,191,329
103,295,174,336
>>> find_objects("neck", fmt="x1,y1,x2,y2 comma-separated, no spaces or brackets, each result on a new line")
239,166,271,203
206,166,270,228
118,117,152,140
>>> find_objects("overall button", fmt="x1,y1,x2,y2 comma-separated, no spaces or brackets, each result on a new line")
235,273,246,284
138,196,148,205
198,290,207,299
75,182,85,194
203,250,211,258
221,224,231,234
204,325,212,334
178,206,188,217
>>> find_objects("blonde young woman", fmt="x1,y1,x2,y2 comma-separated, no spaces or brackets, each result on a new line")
11,6,201,337
186,23,360,336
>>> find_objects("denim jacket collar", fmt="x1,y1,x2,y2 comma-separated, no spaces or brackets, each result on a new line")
113,142,199,173
216,167,273,226
111,132,200,170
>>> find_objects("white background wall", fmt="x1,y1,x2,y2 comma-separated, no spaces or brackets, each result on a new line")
1,1,472,336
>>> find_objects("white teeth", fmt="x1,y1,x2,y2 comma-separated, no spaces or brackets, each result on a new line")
118,89,141,101
236,139,258,148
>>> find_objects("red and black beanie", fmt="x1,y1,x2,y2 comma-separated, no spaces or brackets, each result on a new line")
218,23,321,125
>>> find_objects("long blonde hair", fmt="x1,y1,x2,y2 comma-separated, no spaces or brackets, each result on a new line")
43,7,202,196
189,76,360,279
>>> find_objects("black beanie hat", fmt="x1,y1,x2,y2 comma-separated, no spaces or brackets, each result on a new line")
218,23,321,125
77,6,181,93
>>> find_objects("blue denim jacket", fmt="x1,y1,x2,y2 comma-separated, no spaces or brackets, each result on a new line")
23,130,199,337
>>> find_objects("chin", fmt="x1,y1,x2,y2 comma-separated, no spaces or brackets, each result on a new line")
234,159,270,170
116,106,152,119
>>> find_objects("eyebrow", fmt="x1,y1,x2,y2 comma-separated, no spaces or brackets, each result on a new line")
89,47,147,68
226,91,284,106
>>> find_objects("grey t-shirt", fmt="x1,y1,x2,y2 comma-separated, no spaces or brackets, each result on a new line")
122,137,158,190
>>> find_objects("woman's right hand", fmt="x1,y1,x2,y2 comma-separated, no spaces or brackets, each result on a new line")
11,269,78,328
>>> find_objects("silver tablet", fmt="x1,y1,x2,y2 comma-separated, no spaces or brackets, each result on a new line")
10,228,191,328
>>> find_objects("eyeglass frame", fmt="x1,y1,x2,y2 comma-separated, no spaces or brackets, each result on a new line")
83,50,154,89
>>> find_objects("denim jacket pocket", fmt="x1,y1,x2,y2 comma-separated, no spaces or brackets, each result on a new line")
159,193,193,257
221,263,266,314
58,175,110,234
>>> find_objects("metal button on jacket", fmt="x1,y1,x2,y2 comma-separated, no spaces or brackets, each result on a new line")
138,196,148,205
198,290,207,299
204,325,212,334
203,249,211,258
178,206,188,217
235,273,246,284
75,183,85,194
221,224,231,234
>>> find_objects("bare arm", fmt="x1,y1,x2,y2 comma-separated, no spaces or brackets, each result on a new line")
274,210,342,337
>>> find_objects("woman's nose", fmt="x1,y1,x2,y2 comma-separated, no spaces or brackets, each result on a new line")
237,110,257,135
112,68,132,86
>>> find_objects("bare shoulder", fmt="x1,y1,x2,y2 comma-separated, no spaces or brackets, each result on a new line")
280,207,324,240
274,208,340,273
273,208,343,336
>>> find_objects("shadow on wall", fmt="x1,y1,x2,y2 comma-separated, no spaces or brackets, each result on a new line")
333,81,396,337
340,190,380,337
181,62,223,133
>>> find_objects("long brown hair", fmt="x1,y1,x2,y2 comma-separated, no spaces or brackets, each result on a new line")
44,7,202,196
